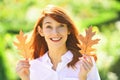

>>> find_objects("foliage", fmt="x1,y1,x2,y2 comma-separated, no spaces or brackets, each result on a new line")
0,35,8,80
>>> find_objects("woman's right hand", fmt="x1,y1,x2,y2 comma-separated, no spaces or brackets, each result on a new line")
16,60,30,80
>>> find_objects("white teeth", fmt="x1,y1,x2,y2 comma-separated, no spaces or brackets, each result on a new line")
51,38,61,40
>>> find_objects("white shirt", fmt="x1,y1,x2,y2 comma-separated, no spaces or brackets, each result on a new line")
30,50,101,80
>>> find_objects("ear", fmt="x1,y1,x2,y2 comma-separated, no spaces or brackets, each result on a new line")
37,26,44,36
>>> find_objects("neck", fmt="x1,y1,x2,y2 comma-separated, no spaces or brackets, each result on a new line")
48,46,68,60
48,46,68,70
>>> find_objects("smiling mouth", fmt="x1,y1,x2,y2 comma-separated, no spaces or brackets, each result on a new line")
50,37,62,42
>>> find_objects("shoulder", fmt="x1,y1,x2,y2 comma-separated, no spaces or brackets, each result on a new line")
30,52,48,65
29,57,42,66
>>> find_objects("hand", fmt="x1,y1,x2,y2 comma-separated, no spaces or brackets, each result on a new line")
16,59,30,80
78,55,93,80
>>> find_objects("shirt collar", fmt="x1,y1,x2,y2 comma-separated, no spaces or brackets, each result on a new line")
41,50,73,63
61,50,73,61
41,51,51,63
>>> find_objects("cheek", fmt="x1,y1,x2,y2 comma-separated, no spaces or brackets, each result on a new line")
62,31,69,37
42,29,51,36
58,28,69,34
60,30,69,40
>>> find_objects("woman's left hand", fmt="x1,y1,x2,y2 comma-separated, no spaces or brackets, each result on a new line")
78,55,93,80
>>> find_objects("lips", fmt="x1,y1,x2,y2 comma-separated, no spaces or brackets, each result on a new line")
50,37,62,42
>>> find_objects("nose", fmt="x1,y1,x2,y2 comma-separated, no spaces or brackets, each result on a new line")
52,28,59,35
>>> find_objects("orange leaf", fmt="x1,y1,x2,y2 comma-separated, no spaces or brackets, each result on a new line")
79,26,100,60
14,30,33,59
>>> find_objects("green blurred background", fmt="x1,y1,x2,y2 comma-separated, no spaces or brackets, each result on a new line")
0,0,120,80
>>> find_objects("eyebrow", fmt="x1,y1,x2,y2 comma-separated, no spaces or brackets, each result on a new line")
43,22,51,25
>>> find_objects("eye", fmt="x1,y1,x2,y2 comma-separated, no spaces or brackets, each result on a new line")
46,25,52,29
59,24,65,27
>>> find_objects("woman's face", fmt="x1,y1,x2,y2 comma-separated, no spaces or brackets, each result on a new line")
39,16,70,48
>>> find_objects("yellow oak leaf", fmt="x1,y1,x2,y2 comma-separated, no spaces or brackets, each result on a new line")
14,30,33,59
79,26,100,60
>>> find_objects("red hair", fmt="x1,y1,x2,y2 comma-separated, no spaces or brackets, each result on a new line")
29,5,82,67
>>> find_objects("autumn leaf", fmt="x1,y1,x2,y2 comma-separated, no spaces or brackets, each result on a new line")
79,26,100,60
14,30,33,59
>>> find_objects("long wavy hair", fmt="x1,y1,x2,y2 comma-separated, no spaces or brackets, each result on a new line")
29,5,82,67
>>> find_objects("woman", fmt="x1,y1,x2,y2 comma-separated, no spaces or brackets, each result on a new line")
16,5,101,80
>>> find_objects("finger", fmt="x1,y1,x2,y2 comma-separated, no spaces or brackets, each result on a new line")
83,55,89,62
86,56,93,64
82,65,89,72
86,56,93,68
82,55,93,66
20,60,29,64
16,62,30,69
82,59,91,71
16,64,30,74
16,64,30,71
21,63,30,67
16,60,30,73
17,60,30,67
81,62,90,72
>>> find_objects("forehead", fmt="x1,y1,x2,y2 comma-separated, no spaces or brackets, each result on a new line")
43,16,57,24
